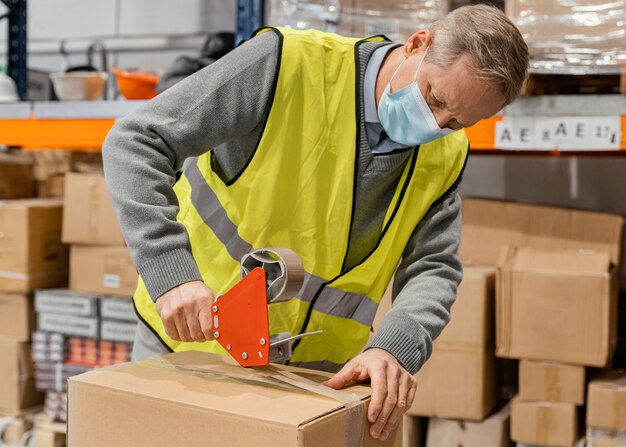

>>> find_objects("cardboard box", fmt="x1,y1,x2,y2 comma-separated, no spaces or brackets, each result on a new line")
497,246,618,367
426,404,511,447
0,293,35,341
69,245,137,297
68,350,401,447
37,313,99,338
511,398,578,447
35,288,99,317
519,360,585,405
408,267,497,420
0,155,35,199
62,173,125,245
0,199,68,292
99,295,136,321
587,371,626,432
100,320,137,342
0,340,44,411
460,198,624,268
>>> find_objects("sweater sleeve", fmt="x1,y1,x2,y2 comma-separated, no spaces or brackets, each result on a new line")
365,187,463,374
102,31,279,300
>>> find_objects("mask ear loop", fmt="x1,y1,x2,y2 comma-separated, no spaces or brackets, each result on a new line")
412,45,430,83
387,56,407,93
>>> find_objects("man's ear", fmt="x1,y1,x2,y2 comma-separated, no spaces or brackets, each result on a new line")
403,30,433,58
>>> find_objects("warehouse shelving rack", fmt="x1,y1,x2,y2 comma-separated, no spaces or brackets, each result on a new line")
1,0,27,99
0,0,624,155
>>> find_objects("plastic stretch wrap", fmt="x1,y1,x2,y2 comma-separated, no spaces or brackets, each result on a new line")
268,0,447,41
506,0,626,73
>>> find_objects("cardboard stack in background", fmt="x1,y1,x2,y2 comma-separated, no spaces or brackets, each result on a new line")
459,198,624,447
0,197,68,418
22,172,138,424
32,289,136,422
63,172,137,297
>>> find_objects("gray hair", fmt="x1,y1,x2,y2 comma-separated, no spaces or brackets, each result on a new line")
426,4,529,105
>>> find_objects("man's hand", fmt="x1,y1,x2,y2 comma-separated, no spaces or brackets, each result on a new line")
155,281,216,343
325,348,417,441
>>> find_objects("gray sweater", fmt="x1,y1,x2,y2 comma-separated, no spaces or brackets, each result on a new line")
102,31,464,375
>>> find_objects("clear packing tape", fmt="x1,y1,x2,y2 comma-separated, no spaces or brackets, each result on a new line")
506,0,626,74
140,356,366,447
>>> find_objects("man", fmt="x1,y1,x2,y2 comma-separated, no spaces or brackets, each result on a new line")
103,4,528,441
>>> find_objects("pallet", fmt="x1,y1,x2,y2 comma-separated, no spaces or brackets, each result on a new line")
522,72,626,96
33,413,66,447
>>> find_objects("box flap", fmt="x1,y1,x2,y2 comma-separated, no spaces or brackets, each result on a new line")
506,246,611,275
461,198,624,266
70,351,370,428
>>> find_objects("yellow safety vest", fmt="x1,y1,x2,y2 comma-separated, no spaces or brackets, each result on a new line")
133,27,469,371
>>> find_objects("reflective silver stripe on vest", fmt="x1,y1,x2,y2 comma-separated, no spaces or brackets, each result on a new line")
185,158,380,328
185,159,253,261
289,360,345,373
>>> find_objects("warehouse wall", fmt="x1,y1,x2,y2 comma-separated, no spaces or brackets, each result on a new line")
0,0,236,71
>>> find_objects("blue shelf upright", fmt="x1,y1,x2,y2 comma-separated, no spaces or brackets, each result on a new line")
236,0,265,44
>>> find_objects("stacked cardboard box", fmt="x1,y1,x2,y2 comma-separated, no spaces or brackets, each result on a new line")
29,150,103,198
0,151,35,200
586,371,626,446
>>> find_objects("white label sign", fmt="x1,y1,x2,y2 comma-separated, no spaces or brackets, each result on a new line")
495,116,621,151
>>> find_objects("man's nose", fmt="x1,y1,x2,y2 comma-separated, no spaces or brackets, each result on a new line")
432,109,453,129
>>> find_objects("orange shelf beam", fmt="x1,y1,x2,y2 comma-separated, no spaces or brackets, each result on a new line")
0,118,116,151
0,114,624,154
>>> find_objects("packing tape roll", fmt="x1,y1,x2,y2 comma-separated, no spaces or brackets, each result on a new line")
240,248,305,303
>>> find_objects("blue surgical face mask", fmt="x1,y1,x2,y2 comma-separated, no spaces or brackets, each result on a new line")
377,47,454,146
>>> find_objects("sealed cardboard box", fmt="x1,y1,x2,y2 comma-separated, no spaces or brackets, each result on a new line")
62,173,125,246
408,267,497,420
0,199,68,292
0,293,35,341
497,246,618,367
0,155,35,199
460,198,624,268
68,350,401,447
0,340,44,411
426,404,511,447
519,360,585,405
511,398,578,447
69,245,137,297
587,371,626,432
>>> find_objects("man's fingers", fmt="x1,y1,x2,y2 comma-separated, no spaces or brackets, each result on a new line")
173,310,192,342
371,364,400,438
186,307,206,342
367,362,388,424
380,374,413,440
326,363,358,389
161,314,180,341
199,307,214,341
